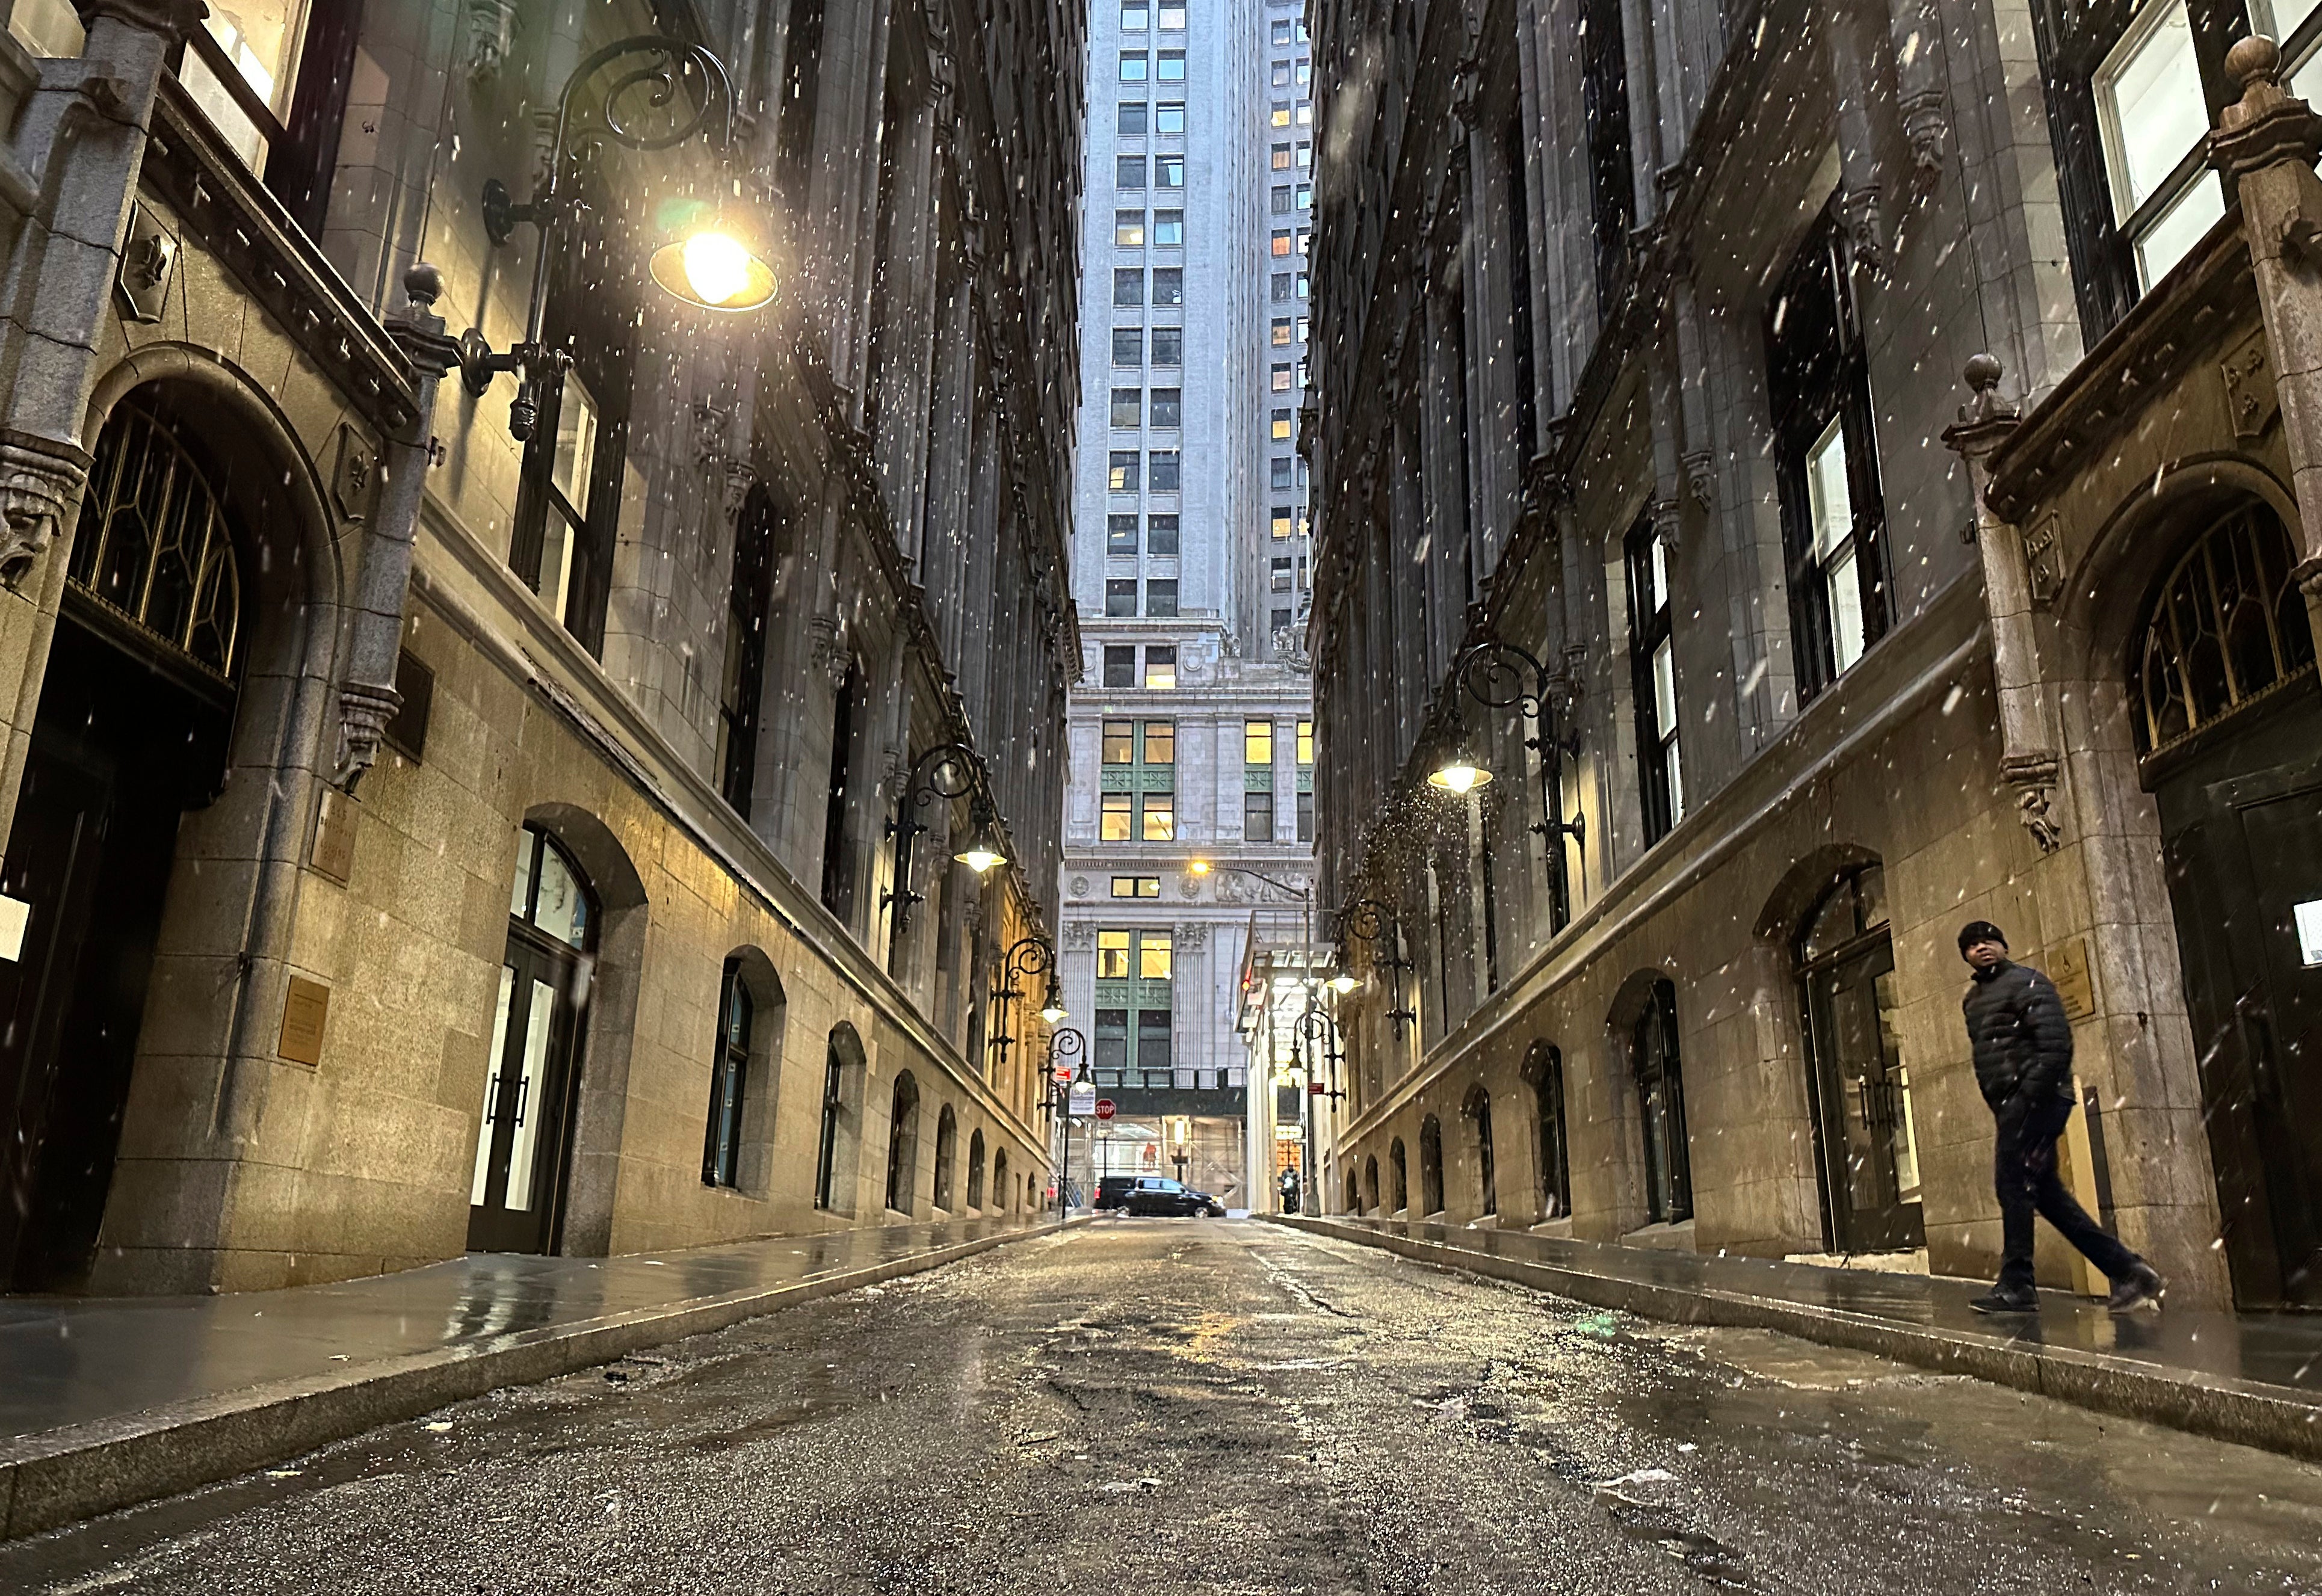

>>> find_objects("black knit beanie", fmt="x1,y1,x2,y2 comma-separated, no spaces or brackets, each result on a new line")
1957,920,2007,954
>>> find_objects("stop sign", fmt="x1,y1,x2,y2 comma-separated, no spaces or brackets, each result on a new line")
1095,1098,1116,1121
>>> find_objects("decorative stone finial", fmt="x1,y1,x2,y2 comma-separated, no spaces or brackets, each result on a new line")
1953,354,2016,428
404,262,444,308
2228,34,2282,91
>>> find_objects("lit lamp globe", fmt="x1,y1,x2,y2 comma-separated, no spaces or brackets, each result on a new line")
1187,859,1212,876
954,815,1008,876
1328,973,1360,996
1039,978,1068,1026
1427,744,1493,795
650,212,777,312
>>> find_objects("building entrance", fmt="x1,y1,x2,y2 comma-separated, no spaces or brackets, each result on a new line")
468,826,596,1254
1797,865,1922,1254
2137,503,2320,1307
0,402,242,1290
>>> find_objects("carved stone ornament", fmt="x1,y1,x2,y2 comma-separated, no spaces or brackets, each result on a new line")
2002,751,2064,853
1069,875,1090,898
1176,923,1211,951
0,431,94,590
332,424,377,525
1682,450,1715,511
1649,495,1682,555
2220,324,2278,442
721,460,756,522
2022,513,2063,608
116,203,178,325
466,0,519,84
334,679,403,791
808,615,851,692
1061,922,1096,951
1899,88,1948,187
1837,185,1884,276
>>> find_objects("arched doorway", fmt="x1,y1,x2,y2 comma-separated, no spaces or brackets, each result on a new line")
0,395,247,1289
1628,976,1693,1225
1418,1114,1445,1216
2134,501,2320,1305
1362,1154,1379,1214
1796,863,1922,1252
816,1024,866,1212
993,1148,1011,1213
468,824,599,1253
1462,1085,1496,1216
966,1128,987,1208
1389,1138,1407,1213
885,1071,922,1214
1523,1043,1572,1221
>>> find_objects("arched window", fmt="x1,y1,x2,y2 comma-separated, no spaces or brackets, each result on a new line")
815,1027,863,1211
1632,978,1692,1224
1418,1114,1445,1216
966,1128,987,1208
1462,1085,1496,1215
885,1071,922,1214
702,961,752,1188
2130,502,2315,757
70,398,244,680
1345,1167,1360,1213
1362,1154,1379,1214
717,487,779,815
1389,1138,1408,1213
1526,1043,1572,1220
1797,863,1922,1251
933,1105,959,1210
994,1148,1011,1212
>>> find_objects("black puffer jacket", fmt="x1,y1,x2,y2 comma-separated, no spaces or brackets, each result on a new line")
1962,960,2075,1111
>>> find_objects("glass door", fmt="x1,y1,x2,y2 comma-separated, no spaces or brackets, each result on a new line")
1799,867,1923,1253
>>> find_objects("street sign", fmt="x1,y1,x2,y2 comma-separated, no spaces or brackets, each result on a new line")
1067,1082,1096,1117
1095,1098,1117,1121
1052,1063,1073,1082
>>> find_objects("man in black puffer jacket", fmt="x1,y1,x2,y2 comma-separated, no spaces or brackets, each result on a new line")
1959,920,2164,1313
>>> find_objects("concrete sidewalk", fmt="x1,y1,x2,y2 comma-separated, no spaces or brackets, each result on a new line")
0,1214,1072,1539
1273,1214,2322,1462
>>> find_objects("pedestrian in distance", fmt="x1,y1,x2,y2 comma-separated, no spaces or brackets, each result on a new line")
1959,920,2166,1314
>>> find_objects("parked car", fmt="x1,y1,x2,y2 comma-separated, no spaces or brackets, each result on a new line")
1123,1177,1226,1218
1094,1174,1141,1212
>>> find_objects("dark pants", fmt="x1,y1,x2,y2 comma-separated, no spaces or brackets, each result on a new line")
1995,1094,2140,1294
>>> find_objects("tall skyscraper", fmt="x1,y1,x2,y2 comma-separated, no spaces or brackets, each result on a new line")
1055,0,1316,1210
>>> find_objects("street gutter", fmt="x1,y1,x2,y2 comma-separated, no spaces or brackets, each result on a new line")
0,1217,1085,1541
1271,1215,2322,1464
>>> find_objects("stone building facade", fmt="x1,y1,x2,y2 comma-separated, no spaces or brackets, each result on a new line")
1305,0,2321,1308
1055,0,1317,1206
0,0,1082,1293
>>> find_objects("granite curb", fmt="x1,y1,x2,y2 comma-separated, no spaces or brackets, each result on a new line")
1270,1215,2322,1464
0,1218,1083,1540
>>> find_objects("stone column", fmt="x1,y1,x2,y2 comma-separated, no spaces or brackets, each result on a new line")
2211,35,2322,630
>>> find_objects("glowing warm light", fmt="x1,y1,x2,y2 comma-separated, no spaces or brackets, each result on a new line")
957,845,1005,874
1187,860,1212,875
1428,759,1492,795
1329,973,1359,995
1039,1001,1069,1024
681,231,753,304
650,217,778,311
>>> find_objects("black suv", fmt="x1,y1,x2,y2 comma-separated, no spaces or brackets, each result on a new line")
1094,1174,1141,1213
1122,1177,1225,1218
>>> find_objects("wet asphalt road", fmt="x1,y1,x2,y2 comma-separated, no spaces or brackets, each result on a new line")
7,1221,2322,1595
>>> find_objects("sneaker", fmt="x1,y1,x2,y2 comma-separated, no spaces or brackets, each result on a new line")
1969,1288,2038,1314
2107,1263,2166,1312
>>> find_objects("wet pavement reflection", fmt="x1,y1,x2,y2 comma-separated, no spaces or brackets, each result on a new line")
0,1215,1049,1443
2,1219,2318,1594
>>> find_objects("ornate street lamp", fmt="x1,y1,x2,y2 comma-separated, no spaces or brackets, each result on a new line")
989,935,1060,1068
1431,638,1586,931
454,36,777,437
1045,1026,1092,1219
884,742,1007,943
1335,897,1414,1031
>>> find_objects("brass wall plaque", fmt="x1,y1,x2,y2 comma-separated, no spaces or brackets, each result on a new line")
279,976,330,1066
2048,935,2097,1022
